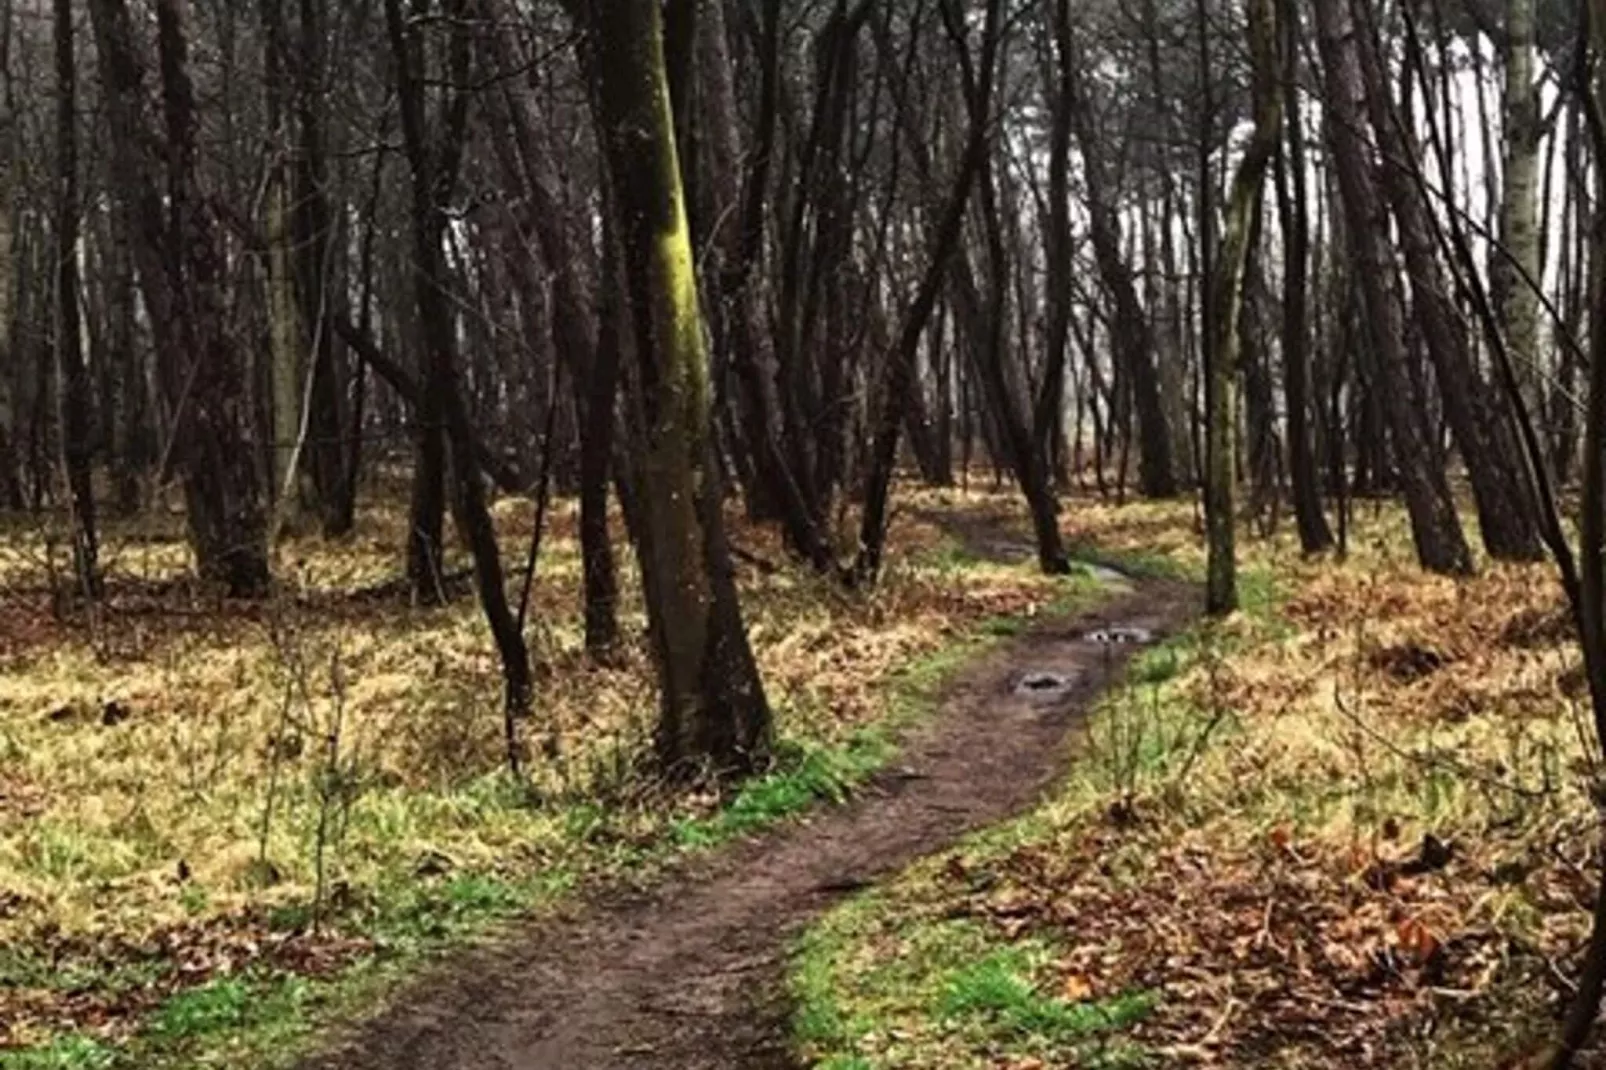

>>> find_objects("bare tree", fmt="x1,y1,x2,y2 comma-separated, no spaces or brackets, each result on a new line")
1205,0,1282,614
385,0,533,773
583,0,771,776
1311,0,1472,575
88,0,271,596
54,0,97,597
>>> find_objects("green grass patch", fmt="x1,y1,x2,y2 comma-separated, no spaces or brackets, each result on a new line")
150,978,263,1040
1065,539,1194,583
672,734,891,849
938,946,1154,1041
0,1036,117,1070
792,902,1156,1068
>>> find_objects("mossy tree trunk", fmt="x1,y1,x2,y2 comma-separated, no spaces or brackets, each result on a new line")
587,0,770,778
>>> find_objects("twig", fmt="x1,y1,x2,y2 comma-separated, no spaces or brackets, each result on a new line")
515,361,564,634
729,543,781,576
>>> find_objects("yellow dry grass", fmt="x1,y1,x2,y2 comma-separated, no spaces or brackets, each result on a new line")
0,489,1070,1049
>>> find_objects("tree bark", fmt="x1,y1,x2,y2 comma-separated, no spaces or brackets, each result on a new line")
54,0,99,597
1205,0,1280,615
89,0,271,596
588,0,771,777
1311,0,1473,575
1275,0,1334,554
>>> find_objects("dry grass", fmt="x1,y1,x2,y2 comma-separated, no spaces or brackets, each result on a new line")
794,493,1599,1069
0,488,1077,1058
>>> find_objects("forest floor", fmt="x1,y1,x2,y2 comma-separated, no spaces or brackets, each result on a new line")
290,540,1187,1070
789,497,1604,1069
0,489,1109,1069
4,490,1604,1069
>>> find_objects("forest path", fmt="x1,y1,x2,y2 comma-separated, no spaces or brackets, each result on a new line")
298,531,1196,1070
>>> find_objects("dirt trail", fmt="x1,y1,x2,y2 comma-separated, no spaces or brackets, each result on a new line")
299,558,1195,1070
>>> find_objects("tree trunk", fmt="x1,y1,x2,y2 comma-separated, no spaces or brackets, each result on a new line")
89,0,271,596
54,0,99,597
266,151,304,527
1553,99,1585,484
581,202,626,658
484,4,620,653
1205,0,1280,615
1275,0,1334,553
588,0,771,778
1311,0,1472,575
1041,0,1077,484
1494,0,1540,377
105,202,145,515
856,0,1003,581
1066,32,1177,499
291,0,347,536
387,0,533,773
694,0,831,570
1350,0,1543,562
0,34,18,513
957,164,1070,573
387,2,456,605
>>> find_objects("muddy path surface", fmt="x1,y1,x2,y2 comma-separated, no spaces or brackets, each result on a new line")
299,555,1196,1070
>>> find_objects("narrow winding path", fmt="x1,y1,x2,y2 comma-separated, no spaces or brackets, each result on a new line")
300,558,1194,1070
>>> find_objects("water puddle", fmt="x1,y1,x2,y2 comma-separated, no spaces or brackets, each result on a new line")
1011,669,1079,702
1082,625,1156,646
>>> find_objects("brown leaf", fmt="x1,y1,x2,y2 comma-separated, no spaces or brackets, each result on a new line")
1061,973,1095,1001
1394,916,1438,966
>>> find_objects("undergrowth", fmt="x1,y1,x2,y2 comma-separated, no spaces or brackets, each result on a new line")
0,492,1103,1067
790,495,1600,1068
